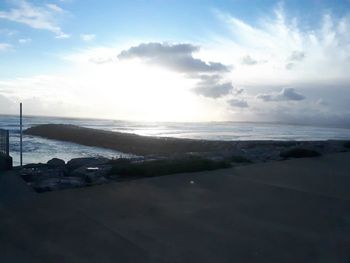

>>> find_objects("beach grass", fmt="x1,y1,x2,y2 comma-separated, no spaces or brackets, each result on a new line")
280,148,321,159
109,157,231,177
344,141,350,149
230,155,252,163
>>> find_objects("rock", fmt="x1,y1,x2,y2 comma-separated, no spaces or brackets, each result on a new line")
85,173,108,185
32,177,86,192
32,177,61,192
47,158,65,167
66,157,109,171
58,177,86,189
71,164,112,184
22,163,47,169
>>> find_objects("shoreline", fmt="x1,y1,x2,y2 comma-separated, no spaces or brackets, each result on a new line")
25,124,350,162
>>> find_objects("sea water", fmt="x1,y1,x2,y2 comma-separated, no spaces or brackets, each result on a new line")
1,115,350,166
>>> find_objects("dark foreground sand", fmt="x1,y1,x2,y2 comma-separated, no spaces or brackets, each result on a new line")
1,152,350,262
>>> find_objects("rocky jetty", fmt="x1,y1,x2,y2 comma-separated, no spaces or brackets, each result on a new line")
20,157,113,192
25,124,350,161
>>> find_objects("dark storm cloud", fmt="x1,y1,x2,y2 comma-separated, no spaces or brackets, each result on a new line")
119,42,234,99
193,82,233,98
228,98,249,108
257,88,305,102
118,42,229,73
192,74,234,98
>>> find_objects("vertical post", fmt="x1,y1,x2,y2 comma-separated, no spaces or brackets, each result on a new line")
6,130,9,157
20,103,23,167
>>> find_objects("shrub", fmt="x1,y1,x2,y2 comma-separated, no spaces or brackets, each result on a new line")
109,156,231,177
344,141,350,149
280,148,321,159
230,155,252,163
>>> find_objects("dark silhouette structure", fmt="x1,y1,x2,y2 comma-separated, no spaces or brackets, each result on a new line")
0,129,12,171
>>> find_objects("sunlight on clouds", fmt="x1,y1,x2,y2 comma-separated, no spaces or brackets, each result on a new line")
1,49,224,121
209,7,350,86
1,3,350,125
0,1,69,38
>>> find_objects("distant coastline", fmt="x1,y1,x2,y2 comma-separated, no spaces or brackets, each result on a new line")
2,113,350,129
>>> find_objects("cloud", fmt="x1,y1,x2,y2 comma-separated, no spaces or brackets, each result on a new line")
191,74,234,98
285,51,305,70
194,82,233,98
18,38,31,44
316,98,328,106
0,43,12,52
285,63,294,70
0,94,16,114
118,42,229,73
241,55,258,65
0,1,69,38
216,6,350,83
119,42,233,99
228,98,248,108
89,57,113,64
257,88,305,102
55,33,70,39
80,34,96,42
46,4,64,12
0,28,17,36
289,51,305,62
234,87,244,95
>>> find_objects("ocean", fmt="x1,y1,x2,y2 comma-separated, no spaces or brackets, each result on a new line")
1,115,350,166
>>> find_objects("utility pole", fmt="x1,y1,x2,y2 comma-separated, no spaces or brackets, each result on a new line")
6,130,9,157
20,102,23,168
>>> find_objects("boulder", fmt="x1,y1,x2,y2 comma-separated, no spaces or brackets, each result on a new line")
32,176,86,192
66,157,109,171
47,158,65,167
71,164,112,184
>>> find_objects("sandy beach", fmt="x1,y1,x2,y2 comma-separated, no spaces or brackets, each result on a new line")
1,151,350,262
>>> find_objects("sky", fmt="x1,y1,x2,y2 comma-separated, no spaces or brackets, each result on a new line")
0,0,350,127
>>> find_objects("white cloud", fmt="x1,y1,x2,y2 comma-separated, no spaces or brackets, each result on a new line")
241,55,258,65
213,7,350,85
80,34,96,42
18,38,32,44
288,51,305,62
0,1,69,38
0,94,16,114
55,33,70,39
0,28,17,36
46,4,64,12
0,43,13,52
